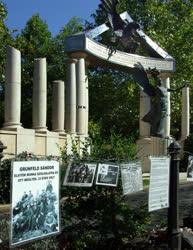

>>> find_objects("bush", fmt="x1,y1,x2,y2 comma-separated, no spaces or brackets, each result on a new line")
59,188,150,250
0,134,151,250
58,134,150,250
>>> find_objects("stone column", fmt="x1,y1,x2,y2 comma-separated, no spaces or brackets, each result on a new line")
33,58,47,132
181,85,190,140
3,46,22,130
52,80,65,133
65,58,77,134
75,54,86,135
160,76,171,137
85,75,89,136
139,91,151,138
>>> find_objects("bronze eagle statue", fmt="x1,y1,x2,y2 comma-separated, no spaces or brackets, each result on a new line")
99,0,140,53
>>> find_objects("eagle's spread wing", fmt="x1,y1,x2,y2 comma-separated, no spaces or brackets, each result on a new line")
100,0,125,35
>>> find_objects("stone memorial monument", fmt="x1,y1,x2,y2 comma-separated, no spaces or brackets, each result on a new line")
64,0,189,171
0,1,189,170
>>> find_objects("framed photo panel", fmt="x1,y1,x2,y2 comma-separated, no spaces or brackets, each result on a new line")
96,163,119,187
63,162,97,187
10,161,60,247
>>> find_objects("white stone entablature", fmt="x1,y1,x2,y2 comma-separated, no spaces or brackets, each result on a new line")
65,34,175,73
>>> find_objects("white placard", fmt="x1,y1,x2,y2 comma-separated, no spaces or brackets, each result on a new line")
10,161,60,247
96,163,119,187
121,162,143,195
148,156,170,212
63,162,97,187
187,156,193,181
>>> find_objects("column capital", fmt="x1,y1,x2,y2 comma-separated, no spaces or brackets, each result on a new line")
67,58,77,64
70,52,87,59
85,60,90,67
52,80,64,85
159,72,171,80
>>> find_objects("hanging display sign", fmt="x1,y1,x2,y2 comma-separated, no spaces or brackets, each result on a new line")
148,156,170,212
121,162,143,195
187,156,193,181
63,162,97,187
10,161,60,247
96,163,119,187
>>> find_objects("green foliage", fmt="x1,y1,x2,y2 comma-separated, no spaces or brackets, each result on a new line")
0,144,149,250
61,190,150,250
58,132,150,250
57,129,150,250
88,70,139,139
88,121,136,162
0,1,14,124
0,1,191,138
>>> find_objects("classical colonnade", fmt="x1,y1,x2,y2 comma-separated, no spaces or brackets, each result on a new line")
3,46,88,136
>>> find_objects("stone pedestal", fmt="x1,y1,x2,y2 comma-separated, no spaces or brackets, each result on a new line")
139,91,150,138
65,59,77,134
137,136,172,172
52,80,65,133
33,58,47,132
16,128,35,154
181,86,189,141
3,46,22,130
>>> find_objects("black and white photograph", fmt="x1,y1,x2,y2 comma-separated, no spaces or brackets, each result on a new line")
63,162,97,187
121,162,143,195
187,156,193,181
10,161,60,247
96,163,119,187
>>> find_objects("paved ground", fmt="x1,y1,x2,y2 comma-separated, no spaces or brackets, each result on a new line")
123,181,193,227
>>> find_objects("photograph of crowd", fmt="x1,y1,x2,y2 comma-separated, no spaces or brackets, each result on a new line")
96,163,119,187
63,162,97,187
187,156,193,181
11,180,60,246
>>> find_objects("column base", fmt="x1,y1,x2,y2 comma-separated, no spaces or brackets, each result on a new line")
136,136,173,172
66,131,76,135
53,129,66,134
33,127,48,133
3,122,22,131
76,132,86,136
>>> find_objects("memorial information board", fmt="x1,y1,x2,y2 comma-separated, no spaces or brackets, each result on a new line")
148,157,170,212
121,162,143,195
10,161,60,247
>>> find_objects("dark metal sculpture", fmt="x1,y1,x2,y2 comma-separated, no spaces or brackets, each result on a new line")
99,0,140,53
132,66,185,137
99,0,180,138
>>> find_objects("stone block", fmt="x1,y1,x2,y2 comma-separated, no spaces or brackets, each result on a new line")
16,127,35,154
